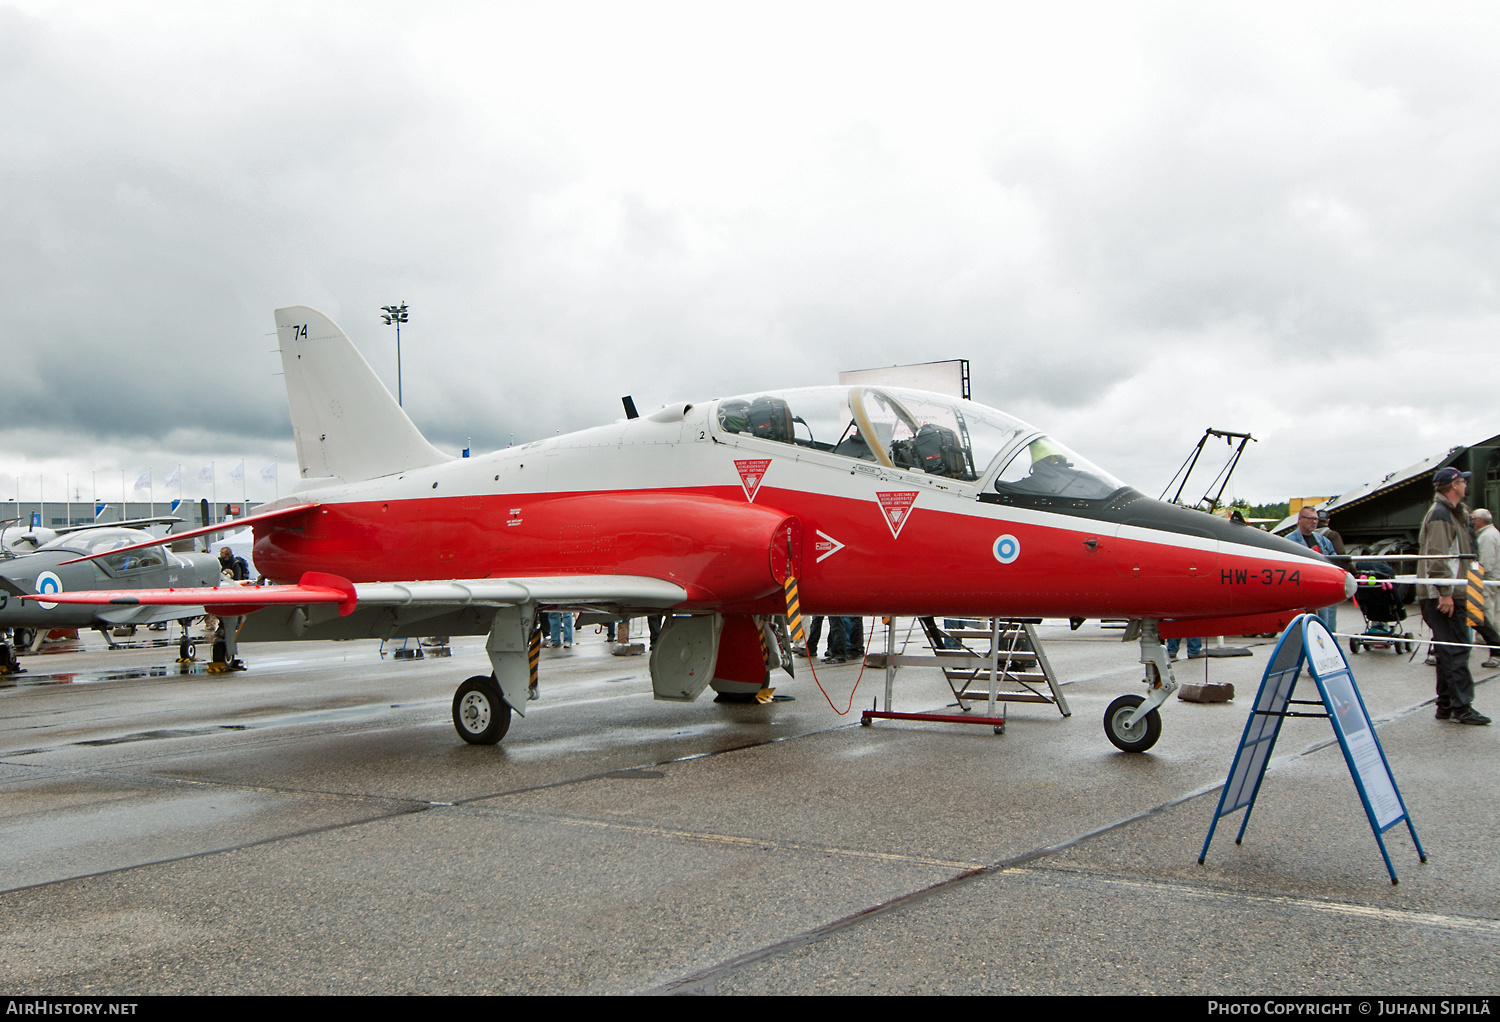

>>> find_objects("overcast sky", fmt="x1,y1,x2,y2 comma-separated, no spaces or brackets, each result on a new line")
3,1,1499,510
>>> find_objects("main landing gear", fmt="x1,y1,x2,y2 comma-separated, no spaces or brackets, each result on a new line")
453,674,512,745
451,602,536,745
1103,620,1174,753
0,631,23,676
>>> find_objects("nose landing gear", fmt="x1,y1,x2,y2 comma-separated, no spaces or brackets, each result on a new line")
1105,693,1162,752
1103,620,1175,753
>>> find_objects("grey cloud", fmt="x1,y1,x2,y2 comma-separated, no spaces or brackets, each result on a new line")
5,3,1500,506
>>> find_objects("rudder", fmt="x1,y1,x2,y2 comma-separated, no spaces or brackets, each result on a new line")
274,306,452,484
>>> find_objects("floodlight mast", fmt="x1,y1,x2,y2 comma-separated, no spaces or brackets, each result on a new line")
379,303,409,406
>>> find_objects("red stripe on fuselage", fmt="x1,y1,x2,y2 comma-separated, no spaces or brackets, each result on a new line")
251,485,1346,619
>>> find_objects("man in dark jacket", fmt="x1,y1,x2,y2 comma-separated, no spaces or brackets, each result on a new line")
218,546,250,582
1418,468,1490,725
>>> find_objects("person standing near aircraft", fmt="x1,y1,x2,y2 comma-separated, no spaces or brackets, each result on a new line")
843,616,865,662
219,546,250,581
793,616,824,659
1167,636,1204,659
1316,510,1346,556
1471,508,1500,669
613,617,644,656
821,617,848,664
1419,467,1489,724
546,611,573,649
1291,507,1338,633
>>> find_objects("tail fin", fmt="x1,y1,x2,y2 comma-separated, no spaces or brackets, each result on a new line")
274,306,452,484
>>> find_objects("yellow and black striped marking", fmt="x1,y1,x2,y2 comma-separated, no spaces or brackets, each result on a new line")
784,576,805,645
528,618,542,690
1467,564,1486,628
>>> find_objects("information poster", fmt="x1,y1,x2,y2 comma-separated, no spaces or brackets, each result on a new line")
1201,613,1423,883
1302,618,1404,830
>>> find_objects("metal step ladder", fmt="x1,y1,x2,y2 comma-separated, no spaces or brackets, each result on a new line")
919,617,1071,718
861,617,1070,733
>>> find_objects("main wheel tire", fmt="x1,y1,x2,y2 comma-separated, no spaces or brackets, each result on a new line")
1104,693,1162,753
453,674,511,745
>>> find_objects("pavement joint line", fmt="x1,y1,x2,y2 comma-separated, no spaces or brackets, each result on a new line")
0,803,432,899
647,784,1226,994
458,805,986,872
1006,866,1500,937
93,766,439,810
645,687,1453,995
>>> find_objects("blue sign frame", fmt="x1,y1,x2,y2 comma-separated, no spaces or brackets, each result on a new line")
1200,613,1425,884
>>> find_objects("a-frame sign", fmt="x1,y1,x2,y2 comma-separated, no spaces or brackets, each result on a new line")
1200,613,1426,884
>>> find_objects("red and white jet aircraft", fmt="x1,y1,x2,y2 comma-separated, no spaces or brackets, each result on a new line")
41,306,1352,752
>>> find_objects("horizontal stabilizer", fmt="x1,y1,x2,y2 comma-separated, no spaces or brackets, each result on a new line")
54,516,183,534
58,503,318,565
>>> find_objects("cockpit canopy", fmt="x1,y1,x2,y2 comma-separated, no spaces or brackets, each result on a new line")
37,528,168,572
713,385,1126,505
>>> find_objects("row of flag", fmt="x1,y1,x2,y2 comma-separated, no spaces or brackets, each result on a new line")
132,462,279,491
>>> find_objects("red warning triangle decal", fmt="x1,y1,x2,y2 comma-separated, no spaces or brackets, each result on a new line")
735,459,772,502
875,491,919,539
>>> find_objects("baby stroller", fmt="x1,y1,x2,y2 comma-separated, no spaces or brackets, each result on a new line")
1349,562,1414,654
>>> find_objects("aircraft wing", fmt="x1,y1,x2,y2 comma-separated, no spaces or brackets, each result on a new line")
24,572,689,642
53,516,184,534
56,502,319,565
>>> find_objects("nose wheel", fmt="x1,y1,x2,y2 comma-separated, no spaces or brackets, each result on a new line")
1104,693,1162,753
453,674,512,745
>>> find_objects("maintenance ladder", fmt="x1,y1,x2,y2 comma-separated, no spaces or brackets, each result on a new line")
862,617,1071,733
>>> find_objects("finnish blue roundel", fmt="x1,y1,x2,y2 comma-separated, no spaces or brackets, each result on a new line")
35,570,62,609
992,534,1020,564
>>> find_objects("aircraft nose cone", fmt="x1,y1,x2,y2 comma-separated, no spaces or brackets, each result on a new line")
1344,571,1357,600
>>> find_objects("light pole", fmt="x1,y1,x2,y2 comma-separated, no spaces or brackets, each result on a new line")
380,303,409,406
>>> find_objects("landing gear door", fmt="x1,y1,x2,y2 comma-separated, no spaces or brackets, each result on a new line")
649,614,723,702
486,602,536,716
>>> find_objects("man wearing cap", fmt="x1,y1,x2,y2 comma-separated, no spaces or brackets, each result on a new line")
1418,467,1490,724
1290,506,1338,634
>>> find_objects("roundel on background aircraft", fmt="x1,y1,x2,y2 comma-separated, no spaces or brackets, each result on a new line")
34,570,62,610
